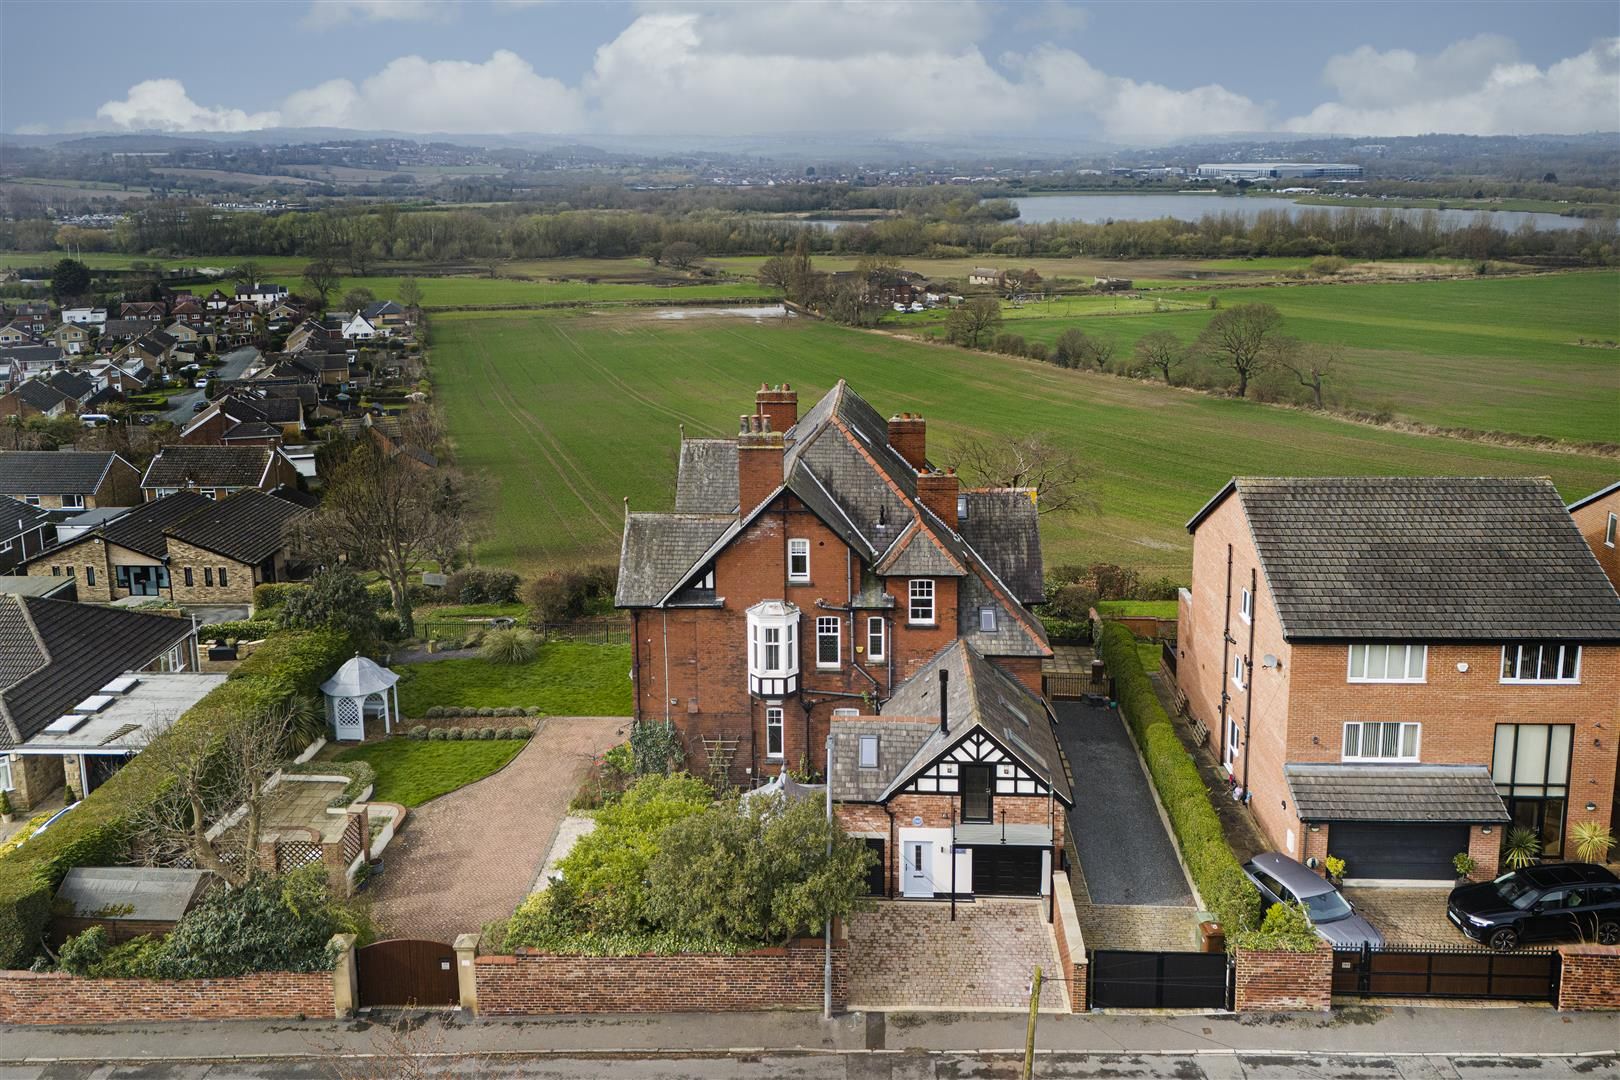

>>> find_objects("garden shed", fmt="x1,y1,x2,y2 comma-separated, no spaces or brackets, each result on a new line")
320,654,400,741
51,867,210,946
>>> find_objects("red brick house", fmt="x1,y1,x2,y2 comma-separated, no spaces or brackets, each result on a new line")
1570,481,1620,593
617,382,1069,899
1177,477,1620,883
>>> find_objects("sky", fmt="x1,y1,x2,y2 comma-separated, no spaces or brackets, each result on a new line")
2,0,1617,142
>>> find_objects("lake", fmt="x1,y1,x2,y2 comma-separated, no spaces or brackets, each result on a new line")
1008,194,1601,233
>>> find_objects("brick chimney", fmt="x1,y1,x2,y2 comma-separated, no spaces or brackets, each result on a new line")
888,413,927,471
737,413,784,515
755,382,798,433
916,467,959,529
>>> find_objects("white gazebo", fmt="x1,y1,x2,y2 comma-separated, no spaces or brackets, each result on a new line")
320,655,400,742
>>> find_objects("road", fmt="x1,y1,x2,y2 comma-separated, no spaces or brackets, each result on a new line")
158,346,261,423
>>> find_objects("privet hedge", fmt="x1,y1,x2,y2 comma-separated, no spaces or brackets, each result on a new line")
1096,622,1260,940
0,629,353,969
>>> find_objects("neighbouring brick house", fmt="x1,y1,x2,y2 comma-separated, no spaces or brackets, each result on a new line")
0,380,76,420
617,381,1066,899
1177,477,1620,883
23,489,307,605
178,392,303,447
1570,481,1620,593
0,595,203,810
141,445,300,501
0,450,141,512
0,495,55,572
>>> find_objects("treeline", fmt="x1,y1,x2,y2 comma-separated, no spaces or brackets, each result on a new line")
3,199,1616,265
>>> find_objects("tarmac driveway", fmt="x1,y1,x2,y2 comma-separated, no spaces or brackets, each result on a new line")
1052,700,1193,907
367,716,625,943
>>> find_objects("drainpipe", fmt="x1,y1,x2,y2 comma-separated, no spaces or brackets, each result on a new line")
824,732,834,1020
1218,545,1233,770
660,610,670,726
1241,566,1257,796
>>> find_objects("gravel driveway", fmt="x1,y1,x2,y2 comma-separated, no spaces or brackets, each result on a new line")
367,716,626,943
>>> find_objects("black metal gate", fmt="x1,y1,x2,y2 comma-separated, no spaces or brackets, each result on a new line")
1089,949,1230,1010
1331,946,1559,1002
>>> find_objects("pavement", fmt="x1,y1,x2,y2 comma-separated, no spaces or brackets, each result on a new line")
366,716,626,942
1052,700,1194,907
845,899,1067,1011
1,1008,1616,1078
158,346,260,423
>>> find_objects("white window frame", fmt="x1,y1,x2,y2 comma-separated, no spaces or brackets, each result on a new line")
22,495,39,507
765,707,784,760
1342,720,1421,763
0,755,12,793
866,616,885,661
61,494,84,510
1238,587,1252,624
978,606,997,633
159,644,184,672
816,616,841,669
858,734,880,769
1607,512,1617,548
1500,643,1582,684
1231,654,1246,689
1346,643,1428,683
787,538,810,583
956,494,969,520
908,579,935,625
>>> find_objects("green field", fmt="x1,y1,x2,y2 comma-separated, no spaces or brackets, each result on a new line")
333,274,778,310
896,271,1620,446
430,306,1616,578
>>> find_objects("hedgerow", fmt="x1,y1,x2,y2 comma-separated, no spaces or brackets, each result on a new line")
0,629,353,969
1096,622,1260,941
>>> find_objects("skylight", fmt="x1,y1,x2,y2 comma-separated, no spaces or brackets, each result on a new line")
44,714,89,734
72,695,114,713
99,676,140,694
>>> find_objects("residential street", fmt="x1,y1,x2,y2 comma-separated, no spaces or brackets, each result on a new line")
159,345,260,423
0,1008,1615,1078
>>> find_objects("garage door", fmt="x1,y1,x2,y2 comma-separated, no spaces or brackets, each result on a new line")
969,845,1044,896
1330,823,1470,880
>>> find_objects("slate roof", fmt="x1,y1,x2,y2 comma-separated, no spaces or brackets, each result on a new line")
827,717,938,802
1283,764,1508,823
0,451,127,496
614,514,733,606
960,489,1044,605
862,640,1071,804
674,440,738,513
0,595,195,749
166,489,309,564
1191,477,1620,642
142,446,280,491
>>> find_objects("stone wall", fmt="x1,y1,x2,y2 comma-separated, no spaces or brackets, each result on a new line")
475,938,845,1015
1557,945,1620,1011
1233,944,1332,1012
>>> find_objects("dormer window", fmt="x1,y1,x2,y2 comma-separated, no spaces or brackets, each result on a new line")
746,600,800,699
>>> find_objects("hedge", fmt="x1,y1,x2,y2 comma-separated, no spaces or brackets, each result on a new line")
198,619,277,642
0,629,353,969
1096,622,1260,940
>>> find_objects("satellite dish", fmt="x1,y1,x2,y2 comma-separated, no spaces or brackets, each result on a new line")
1261,654,1279,669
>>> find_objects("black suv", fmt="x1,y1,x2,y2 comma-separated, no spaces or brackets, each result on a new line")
1447,863,1620,951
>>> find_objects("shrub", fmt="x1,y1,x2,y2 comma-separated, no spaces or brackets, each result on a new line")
1310,255,1349,276
252,583,306,612
443,568,521,605
425,706,445,719
56,924,111,976
429,728,448,741
1097,622,1259,941
1571,822,1616,864
202,619,276,643
480,628,539,665
477,707,495,718
482,727,498,740
1038,615,1091,645
1230,901,1319,953
279,568,381,648
513,726,533,739
409,726,428,740
523,564,618,624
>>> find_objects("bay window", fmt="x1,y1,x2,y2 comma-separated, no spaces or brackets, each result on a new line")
746,600,800,698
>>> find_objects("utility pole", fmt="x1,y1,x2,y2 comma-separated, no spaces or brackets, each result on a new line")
1022,966,1043,1080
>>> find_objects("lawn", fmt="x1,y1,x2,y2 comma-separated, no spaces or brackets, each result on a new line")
333,737,523,807
395,641,632,716
428,307,1616,578
895,271,1620,446
1095,600,1180,619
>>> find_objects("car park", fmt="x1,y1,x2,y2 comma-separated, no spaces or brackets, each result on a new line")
1243,851,1384,947
1447,863,1620,950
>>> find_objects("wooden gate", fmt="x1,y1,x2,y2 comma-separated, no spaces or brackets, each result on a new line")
1331,946,1559,1002
356,938,459,1008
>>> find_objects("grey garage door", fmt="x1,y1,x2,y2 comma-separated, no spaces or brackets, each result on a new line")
1330,823,1470,880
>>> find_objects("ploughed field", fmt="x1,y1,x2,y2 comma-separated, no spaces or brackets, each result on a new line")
429,303,1617,578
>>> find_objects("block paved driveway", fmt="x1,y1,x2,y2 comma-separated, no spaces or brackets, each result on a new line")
845,899,1068,1011
367,716,626,943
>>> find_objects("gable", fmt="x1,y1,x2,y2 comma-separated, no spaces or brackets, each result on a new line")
896,728,1054,800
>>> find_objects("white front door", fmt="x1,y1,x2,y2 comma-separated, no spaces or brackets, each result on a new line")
902,841,932,897
1224,715,1240,773
333,697,365,741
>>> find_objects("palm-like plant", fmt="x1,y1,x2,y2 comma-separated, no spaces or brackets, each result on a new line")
1570,822,1616,865
1503,826,1542,870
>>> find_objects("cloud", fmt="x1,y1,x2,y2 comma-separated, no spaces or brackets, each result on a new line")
1285,36,1620,135
1009,46,1268,139
302,0,449,27
95,79,281,133
281,50,586,133
1013,1,1090,38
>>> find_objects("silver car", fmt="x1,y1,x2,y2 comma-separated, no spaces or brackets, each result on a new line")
1242,851,1384,948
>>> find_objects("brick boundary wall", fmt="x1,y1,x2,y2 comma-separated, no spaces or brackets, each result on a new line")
475,938,846,1015
1050,872,1088,1012
0,969,333,1025
1557,945,1620,1011
1233,944,1332,1012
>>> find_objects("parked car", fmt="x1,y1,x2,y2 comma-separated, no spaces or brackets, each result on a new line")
1447,863,1620,951
1242,851,1384,947
192,399,208,412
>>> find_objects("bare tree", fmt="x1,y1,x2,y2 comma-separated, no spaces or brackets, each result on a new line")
662,241,703,270
1277,340,1340,409
304,434,467,636
302,257,340,311
231,260,263,288
1196,302,1285,398
324,1014,495,1079
397,275,422,310
1133,330,1188,384
133,698,312,888
945,295,1003,349
949,433,1093,516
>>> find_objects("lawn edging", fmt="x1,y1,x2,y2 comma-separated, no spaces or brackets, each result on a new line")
1097,621,1260,939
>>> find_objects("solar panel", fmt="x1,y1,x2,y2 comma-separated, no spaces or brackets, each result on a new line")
72,695,114,713
100,676,140,694
44,714,89,734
